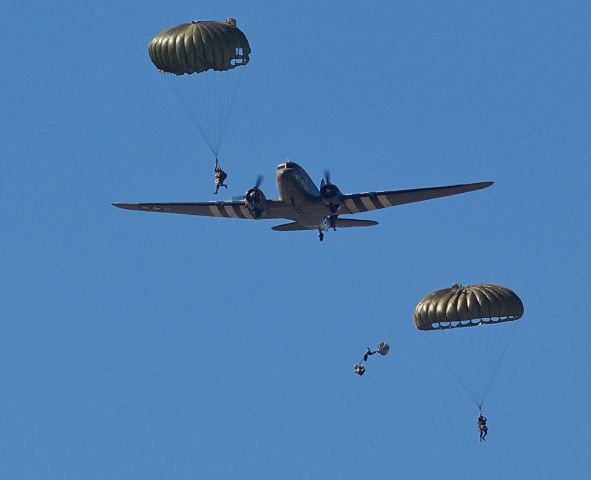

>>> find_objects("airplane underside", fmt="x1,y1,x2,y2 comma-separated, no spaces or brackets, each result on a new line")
114,160,493,243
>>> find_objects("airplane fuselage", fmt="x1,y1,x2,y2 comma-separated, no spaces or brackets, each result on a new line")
275,161,331,228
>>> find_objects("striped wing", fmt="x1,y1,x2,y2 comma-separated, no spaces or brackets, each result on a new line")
112,200,294,220
340,182,493,214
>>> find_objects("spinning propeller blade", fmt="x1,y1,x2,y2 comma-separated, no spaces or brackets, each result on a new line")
254,174,264,189
232,175,264,201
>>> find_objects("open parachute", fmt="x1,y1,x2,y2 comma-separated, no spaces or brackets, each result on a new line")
414,283,523,330
148,19,250,75
414,283,524,408
148,19,251,159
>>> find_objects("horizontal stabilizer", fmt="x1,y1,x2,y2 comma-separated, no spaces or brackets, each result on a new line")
271,222,315,232
332,218,379,228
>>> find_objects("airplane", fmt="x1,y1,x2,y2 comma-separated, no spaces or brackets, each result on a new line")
113,161,493,241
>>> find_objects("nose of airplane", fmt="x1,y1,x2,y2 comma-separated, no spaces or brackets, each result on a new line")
275,162,296,180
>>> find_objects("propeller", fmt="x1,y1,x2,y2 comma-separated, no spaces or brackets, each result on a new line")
247,175,265,203
232,175,264,201
320,168,341,213
244,174,267,218
321,170,339,196
253,174,264,189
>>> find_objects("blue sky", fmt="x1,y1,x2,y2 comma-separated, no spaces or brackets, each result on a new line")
2,1,590,478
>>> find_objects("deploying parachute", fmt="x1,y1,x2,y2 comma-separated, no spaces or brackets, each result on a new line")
148,19,251,160
354,341,390,376
414,283,524,408
376,341,390,356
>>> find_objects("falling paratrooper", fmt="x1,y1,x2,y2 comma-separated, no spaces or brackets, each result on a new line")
354,341,390,376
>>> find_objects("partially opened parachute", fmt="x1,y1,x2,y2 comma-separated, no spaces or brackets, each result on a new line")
414,283,524,408
414,283,524,330
376,341,390,356
148,19,251,159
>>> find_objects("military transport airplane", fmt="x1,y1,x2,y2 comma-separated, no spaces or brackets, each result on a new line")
113,161,493,241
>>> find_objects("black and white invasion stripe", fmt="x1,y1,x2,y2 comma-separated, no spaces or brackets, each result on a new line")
343,192,393,213
208,203,254,219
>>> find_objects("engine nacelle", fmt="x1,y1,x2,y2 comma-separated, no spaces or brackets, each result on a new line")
244,187,267,218
320,183,342,213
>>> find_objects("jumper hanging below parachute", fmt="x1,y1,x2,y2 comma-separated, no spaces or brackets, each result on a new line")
214,160,228,194
413,283,524,410
148,18,251,162
478,411,488,442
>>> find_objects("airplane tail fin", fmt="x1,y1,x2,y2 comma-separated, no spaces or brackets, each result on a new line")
271,218,379,232
332,218,379,228
271,222,315,232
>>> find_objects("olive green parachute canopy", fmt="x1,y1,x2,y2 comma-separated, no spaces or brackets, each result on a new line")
148,18,251,75
413,283,524,331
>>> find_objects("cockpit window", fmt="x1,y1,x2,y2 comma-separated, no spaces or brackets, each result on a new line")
277,162,298,170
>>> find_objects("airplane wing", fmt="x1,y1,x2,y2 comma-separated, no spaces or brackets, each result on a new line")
112,199,294,220
339,181,493,215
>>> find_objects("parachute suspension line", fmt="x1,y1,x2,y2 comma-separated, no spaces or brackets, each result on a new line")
477,322,502,405
167,75,218,159
164,68,244,161
426,320,519,410
477,320,520,407
427,332,482,409
204,71,223,157
475,321,504,406
211,67,245,156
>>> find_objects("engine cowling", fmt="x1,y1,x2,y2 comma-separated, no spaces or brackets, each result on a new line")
245,187,267,218
320,182,342,213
